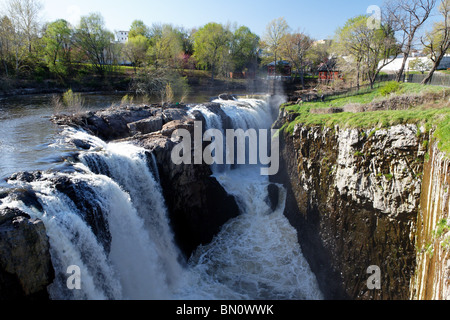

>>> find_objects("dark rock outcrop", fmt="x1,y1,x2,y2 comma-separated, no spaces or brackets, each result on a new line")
0,207,54,300
266,184,279,212
218,93,237,101
7,172,112,253
52,104,171,141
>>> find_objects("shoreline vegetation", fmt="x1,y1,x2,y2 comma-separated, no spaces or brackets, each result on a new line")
0,69,252,98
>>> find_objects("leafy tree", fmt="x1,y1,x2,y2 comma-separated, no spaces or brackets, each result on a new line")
0,14,28,75
334,15,400,89
193,22,232,80
128,20,150,39
230,26,259,73
72,13,114,75
42,19,72,79
148,24,184,70
421,0,450,84
122,34,150,72
307,40,332,71
0,16,14,75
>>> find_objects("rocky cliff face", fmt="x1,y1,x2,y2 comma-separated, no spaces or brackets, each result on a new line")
411,141,450,300
272,112,429,299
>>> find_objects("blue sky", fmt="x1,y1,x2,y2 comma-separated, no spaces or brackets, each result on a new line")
38,0,438,40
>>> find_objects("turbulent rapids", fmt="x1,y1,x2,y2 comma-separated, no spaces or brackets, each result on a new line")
0,96,323,300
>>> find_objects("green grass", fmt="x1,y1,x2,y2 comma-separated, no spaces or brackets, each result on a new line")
281,82,450,155
434,219,449,237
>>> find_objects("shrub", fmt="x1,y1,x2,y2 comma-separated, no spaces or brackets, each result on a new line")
52,89,85,115
121,94,134,106
380,81,401,96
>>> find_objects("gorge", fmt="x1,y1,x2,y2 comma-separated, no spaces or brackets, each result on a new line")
0,88,449,300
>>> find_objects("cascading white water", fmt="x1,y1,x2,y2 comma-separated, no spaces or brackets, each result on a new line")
1,96,323,300
180,97,324,300
2,129,182,300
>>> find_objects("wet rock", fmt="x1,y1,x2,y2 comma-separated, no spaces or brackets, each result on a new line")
9,171,42,183
51,176,111,253
70,138,93,150
266,183,279,211
218,93,237,101
52,104,158,141
162,108,188,123
5,188,43,212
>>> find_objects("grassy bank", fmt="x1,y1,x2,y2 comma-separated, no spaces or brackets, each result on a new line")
280,82,450,155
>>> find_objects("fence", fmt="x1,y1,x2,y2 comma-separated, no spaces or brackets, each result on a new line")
376,72,450,87
326,72,450,99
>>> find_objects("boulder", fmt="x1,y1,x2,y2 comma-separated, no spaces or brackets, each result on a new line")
218,93,237,101
127,116,163,135
266,183,279,211
52,104,159,141
0,207,54,300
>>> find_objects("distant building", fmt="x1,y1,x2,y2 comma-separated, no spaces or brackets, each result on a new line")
313,39,333,47
267,60,291,78
318,58,342,82
115,31,129,43
380,53,450,73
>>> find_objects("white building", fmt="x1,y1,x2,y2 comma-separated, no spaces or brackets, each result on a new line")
380,54,450,73
115,31,129,43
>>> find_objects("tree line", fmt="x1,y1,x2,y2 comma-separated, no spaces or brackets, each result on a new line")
0,0,330,89
0,0,448,96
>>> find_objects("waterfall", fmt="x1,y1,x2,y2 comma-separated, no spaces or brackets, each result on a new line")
2,128,182,300
181,97,324,300
1,96,323,300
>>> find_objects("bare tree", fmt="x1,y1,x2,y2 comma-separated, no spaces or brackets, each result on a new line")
262,17,290,74
280,31,313,89
6,0,42,53
421,0,450,84
384,0,437,82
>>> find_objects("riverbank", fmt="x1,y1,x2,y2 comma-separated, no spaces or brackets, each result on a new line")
0,71,251,98
0,70,317,100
